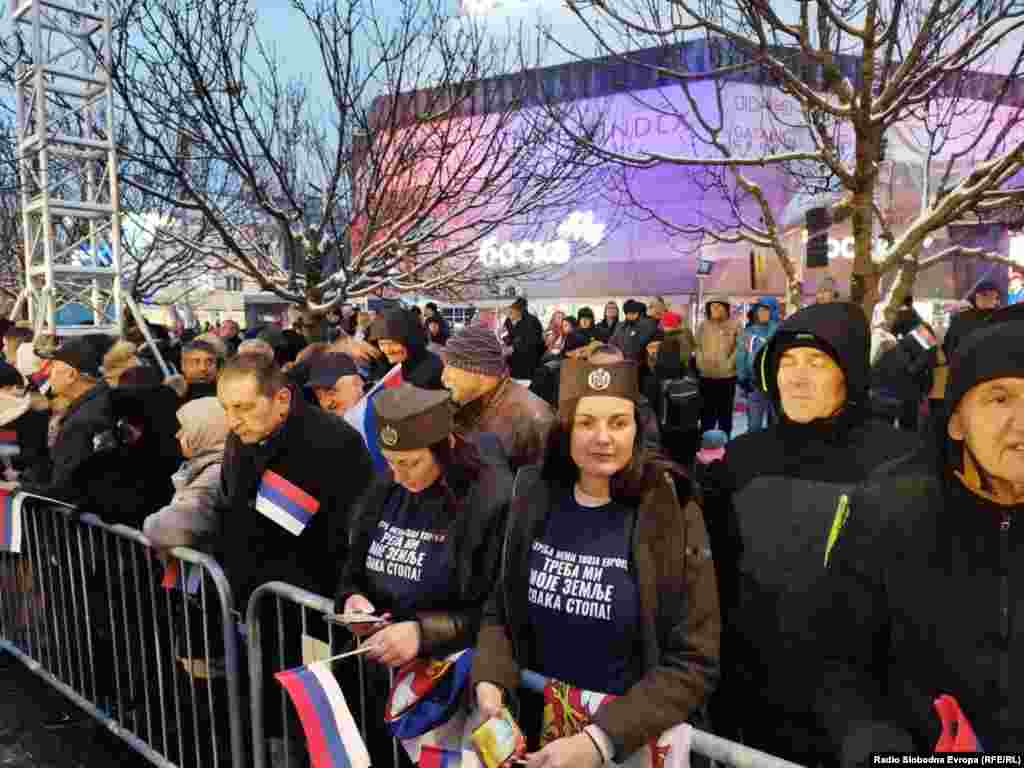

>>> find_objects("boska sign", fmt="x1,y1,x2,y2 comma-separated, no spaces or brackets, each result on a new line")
480,211,605,269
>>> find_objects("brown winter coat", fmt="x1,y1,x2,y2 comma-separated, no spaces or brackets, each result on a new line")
453,377,554,471
472,468,720,759
696,319,739,379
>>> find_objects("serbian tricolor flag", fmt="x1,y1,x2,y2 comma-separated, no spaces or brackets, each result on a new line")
255,470,320,536
420,745,460,767
0,430,19,458
0,490,22,553
344,364,403,472
274,661,370,768
934,694,983,752
161,557,201,594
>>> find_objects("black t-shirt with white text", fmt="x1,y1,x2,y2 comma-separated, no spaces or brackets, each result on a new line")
527,492,640,695
364,485,452,614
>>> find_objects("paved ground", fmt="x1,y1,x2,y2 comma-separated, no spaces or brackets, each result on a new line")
0,652,151,768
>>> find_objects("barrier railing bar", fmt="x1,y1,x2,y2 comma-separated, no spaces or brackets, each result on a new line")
0,641,179,768
73,522,97,703
144,549,170,761
116,536,138,731
35,512,65,683
180,572,202,768
161,577,185,766
27,518,50,672
275,594,291,768
200,576,220,768
60,514,87,700
100,526,126,724
127,541,155,745
51,513,76,690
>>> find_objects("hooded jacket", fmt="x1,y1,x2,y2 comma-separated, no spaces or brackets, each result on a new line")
703,302,919,761
368,309,444,390
695,298,739,380
815,321,1024,764
735,297,779,385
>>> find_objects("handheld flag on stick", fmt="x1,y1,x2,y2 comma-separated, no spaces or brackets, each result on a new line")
0,489,22,553
161,557,201,594
344,364,403,472
275,661,371,768
420,744,460,767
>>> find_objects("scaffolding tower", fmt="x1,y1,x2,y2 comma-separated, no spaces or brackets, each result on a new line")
8,0,165,370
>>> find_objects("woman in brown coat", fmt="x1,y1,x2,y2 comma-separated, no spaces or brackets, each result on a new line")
472,359,720,768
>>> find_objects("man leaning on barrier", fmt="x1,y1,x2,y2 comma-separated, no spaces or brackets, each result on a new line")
215,352,374,606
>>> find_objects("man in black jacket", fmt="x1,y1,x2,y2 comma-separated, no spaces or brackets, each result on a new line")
943,280,1002,360
23,338,116,503
502,297,544,381
216,353,374,605
704,302,920,764
609,299,659,362
815,319,1024,764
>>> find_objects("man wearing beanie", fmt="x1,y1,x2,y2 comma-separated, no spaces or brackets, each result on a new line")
442,325,554,470
815,319,1024,764
610,298,658,362
943,279,1003,361
702,302,918,765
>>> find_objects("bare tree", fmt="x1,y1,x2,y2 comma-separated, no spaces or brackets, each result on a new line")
103,0,603,337
543,0,1024,323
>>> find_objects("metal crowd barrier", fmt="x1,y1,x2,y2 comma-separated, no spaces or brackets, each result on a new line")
0,493,245,768
245,581,378,768
245,581,806,768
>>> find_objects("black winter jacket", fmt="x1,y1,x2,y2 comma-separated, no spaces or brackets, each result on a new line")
336,434,512,657
816,468,1024,762
610,317,659,363
703,303,921,759
217,395,374,604
505,313,545,380
23,383,116,503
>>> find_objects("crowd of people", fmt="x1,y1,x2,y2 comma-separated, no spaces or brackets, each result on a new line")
1,283,1022,768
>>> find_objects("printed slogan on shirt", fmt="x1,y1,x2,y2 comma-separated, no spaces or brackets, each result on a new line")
366,521,447,584
527,541,628,621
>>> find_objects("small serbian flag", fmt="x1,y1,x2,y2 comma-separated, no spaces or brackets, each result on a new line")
0,430,18,458
255,470,320,536
934,694,983,752
275,661,371,768
0,490,21,553
344,364,403,472
419,745,459,767
161,557,201,594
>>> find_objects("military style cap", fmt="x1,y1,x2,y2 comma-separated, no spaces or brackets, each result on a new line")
372,383,453,451
558,359,639,412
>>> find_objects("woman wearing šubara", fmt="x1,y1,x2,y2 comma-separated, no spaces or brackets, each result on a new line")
472,360,720,768
335,383,512,766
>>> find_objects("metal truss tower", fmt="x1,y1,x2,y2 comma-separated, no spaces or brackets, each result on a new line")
9,0,157,348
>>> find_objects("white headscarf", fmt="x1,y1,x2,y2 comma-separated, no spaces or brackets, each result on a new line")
176,397,229,457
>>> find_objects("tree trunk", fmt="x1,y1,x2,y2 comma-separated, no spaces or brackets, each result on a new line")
849,184,881,320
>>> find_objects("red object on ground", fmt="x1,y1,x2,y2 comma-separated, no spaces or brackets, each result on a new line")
934,694,981,752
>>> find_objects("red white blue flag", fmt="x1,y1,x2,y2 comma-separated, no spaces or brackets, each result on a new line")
419,745,460,767
275,661,370,768
255,470,321,536
344,364,403,472
0,490,22,553
161,557,201,594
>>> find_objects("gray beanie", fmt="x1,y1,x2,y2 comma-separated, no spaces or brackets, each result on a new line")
442,326,508,377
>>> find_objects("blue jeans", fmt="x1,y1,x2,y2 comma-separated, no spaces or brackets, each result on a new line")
746,389,773,432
